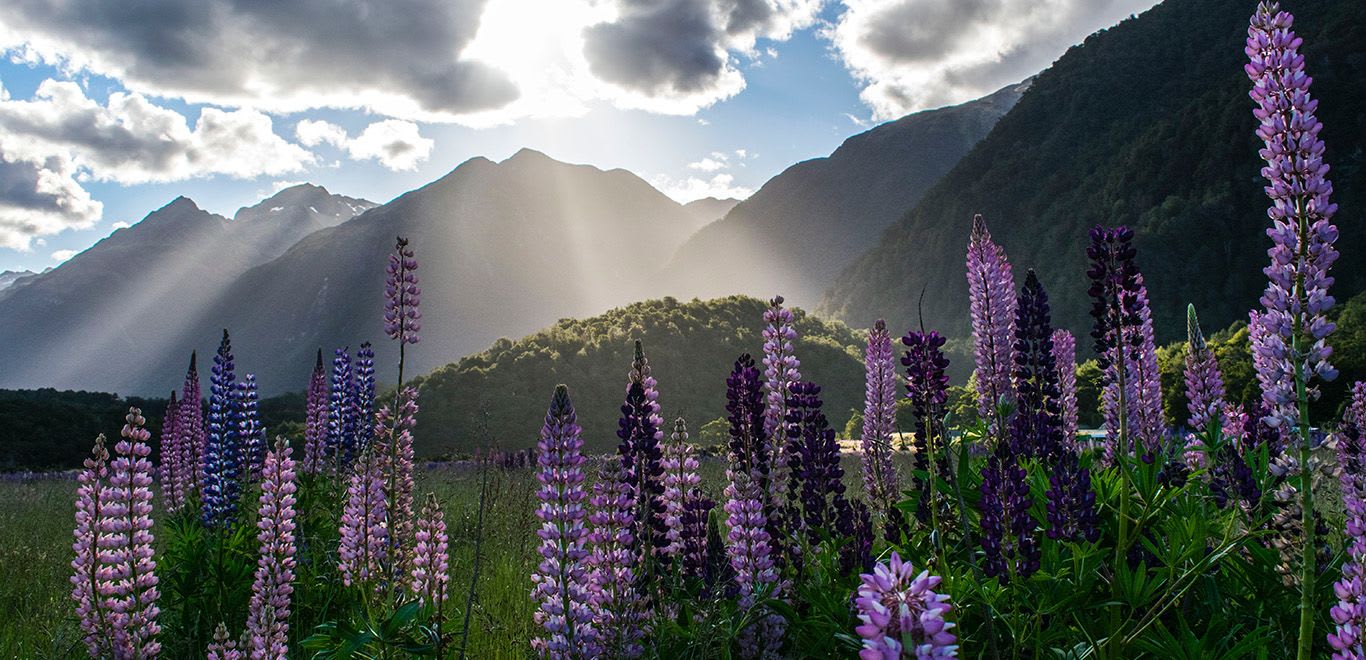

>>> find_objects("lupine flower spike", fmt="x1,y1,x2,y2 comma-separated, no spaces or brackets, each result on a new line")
202,330,243,528
236,374,267,480
862,320,902,539
965,214,1017,433
1329,421,1365,658
411,493,450,608
303,349,329,474
588,461,646,658
176,352,204,504
902,330,952,525
661,417,702,562
247,437,298,659
1051,330,1080,449
1184,305,1227,470
326,347,357,469
853,552,958,659
108,409,162,657
762,296,800,505
71,434,110,657
157,391,182,510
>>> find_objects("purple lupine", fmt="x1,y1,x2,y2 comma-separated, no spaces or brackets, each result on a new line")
1330,420,1366,657
1007,270,1065,461
678,494,715,581
303,349,329,474
965,214,1017,429
236,374,267,480
784,380,846,539
1248,310,1287,421
852,552,957,659
208,623,243,660
1087,226,1164,462
861,320,901,536
326,347,357,469
1246,1,1340,432
246,437,298,659
531,385,597,658
588,461,646,658
71,434,110,657
177,352,204,503
762,296,800,503
618,342,666,565
203,330,243,528
1348,382,1366,430
1051,330,1080,448
1045,451,1100,544
384,235,421,393
661,417,702,561
337,429,388,589
979,440,1039,583
157,391,182,510
1185,305,1227,434
726,354,787,570
105,409,162,657
902,330,952,524
379,387,418,582
353,342,376,451
411,493,449,608
723,469,785,658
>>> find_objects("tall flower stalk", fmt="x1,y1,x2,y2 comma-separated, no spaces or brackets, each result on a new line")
618,341,666,568
202,330,242,529
382,237,420,594
861,320,902,538
107,409,162,657
326,347,356,470
965,214,1017,435
762,296,800,506
1350,383,1366,429
354,343,377,451
157,391,182,511
1184,305,1227,434
531,385,597,658
661,417,702,562
176,352,204,507
588,461,646,658
1051,330,1079,448
411,493,450,609
1330,420,1366,658
246,437,298,659
337,425,389,589
1246,4,1341,655
303,349,329,474
71,433,111,657
236,374,266,481
902,330,952,529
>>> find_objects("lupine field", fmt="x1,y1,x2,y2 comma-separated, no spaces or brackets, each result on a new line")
3,2,1366,658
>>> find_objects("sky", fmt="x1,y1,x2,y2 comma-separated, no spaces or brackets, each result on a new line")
0,0,1159,273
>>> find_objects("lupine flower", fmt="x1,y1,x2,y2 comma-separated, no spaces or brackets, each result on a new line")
1051,330,1080,448
203,330,243,528
1045,451,1100,544
762,296,800,503
208,622,243,660
379,387,419,582
157,391,182,510
106,409,162,657
661,417,702,561
384,236,421,346
902,330,952,524
1185,305,1227,433
337,432,389,589
784,380,846,539
853,552,957,659
176,352,204,505
618,342,666,564
840,498,876,575
588,461,646,658
678,494,715,581
327,347,357,469
726,354,786,569
354,343,377,451
1349,382,1366,430
1008,270,1065,460
236,374,267,480
247,437,298,659
411,493,449,608
723,470,785,658
71,434,110,657
1246,1,1340,432
1330,421,1365,658
531,385,598,658
303,349,329,474
861,320,902,538
965,214,1017,429
979,441,1039,583
1087,226,1164,461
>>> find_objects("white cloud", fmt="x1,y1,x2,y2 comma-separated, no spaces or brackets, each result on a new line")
295,119,434,171
0,153,101,250
689,156,729,172
650,172,754,204
50,248,76,262
110,221,129,230
827,0,1158,119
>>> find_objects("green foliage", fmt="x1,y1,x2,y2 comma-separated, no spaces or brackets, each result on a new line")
412,296,867,456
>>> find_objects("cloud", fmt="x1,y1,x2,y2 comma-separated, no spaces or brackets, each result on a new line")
827,0,1158,118
50,247,75,262
685,149,751,172
295,119,434,171
109,221,129,230
650,172,754,203
0,153,101,250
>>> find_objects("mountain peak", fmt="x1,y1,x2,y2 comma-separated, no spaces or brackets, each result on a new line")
504,147,552,164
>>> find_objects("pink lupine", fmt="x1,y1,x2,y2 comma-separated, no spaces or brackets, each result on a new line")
1349,382,1366,430
1185,305,1227,434
853,552,957,659
762,296,800,492
862,320,901,533
246,437,298,659
588,462,646,658
724,470,785,658
380,387,418,581
174,352,204,510
410,493,449,608
208,622,244,660
1051,329,1079,448
303,349,329,474
101,408,161,658
661,417,701,561
965,214,1017,429
157,391,182,509
338,434,389,589
71,434,111,657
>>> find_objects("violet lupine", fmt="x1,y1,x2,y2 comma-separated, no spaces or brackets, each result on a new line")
385,236,422,347
208,623,243,660
1349,382,1366,430
965,214,1017,430
678,495,715,581
1045,451,1100,544
236,374,267,480
531,385,597,658
337,433,389,589
1087,226,1164,462
1051,330,1080,448
902,330,952,525
246,437,298,660
726,354,786,570
853,552,958,659
784,380,846,540
303,349,329,474
1330,420,1366,658
1185,305,1228,434
354,342,376,450
979,441,1039,584
176,352,204,503
71,434,111,657
723,469,785,658
588,462,646,658
411,493,450,608
618,342,666,565
203,330,243,529
1246,1,1340,433
327,348,357,469
379,387,419,582
661,417,702,561
1007,270,1065,461
861,320,901,535
762,296,800,504
106,409,162,657
156,391,181,509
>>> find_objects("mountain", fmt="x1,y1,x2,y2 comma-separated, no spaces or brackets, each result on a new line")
659,81,1027,309
821,0,1366,359
148,149,714,397
411,295,866,456
0,269,38,293
0,185,374,392
681,197,740,230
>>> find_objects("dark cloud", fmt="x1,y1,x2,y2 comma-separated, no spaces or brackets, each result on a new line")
584,0,727,96
0,153,101,249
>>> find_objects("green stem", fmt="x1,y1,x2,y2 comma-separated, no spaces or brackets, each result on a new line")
1290,200,1316,660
